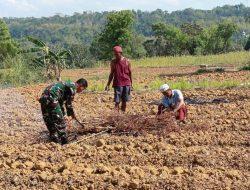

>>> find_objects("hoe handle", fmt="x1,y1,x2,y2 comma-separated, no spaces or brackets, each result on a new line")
74,118,85,128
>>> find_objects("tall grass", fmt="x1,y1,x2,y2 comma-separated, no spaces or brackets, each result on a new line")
93,51,250,68
0,56,46,88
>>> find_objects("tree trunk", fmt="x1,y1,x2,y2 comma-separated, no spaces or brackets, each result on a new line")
56,62,61,81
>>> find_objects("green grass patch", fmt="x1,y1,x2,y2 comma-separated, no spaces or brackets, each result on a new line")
88,81,106,91
195,67,225,74
132,51,250,68
240,61,250,71
196,80,241,89
134,78,246,92
95,51,250,68
147,78,194,91
0,56,46,88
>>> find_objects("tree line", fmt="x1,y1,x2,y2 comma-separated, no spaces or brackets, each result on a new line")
1,4,250,72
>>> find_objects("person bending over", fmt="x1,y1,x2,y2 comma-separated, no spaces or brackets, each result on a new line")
158,84,187,122
39,78,88,144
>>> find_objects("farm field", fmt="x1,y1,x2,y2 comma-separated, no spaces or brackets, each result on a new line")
0,60,249,189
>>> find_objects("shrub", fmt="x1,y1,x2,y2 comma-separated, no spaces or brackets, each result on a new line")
240,61,250,71
0,56,46,87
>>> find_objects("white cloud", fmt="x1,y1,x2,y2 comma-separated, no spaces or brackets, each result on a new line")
141,0,181,6
89,0,181,11
0,0,249,17
40,0,75,6
3,0,37,11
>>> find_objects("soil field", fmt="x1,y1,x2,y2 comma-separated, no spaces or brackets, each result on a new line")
0,67,249,190
61,67,250,90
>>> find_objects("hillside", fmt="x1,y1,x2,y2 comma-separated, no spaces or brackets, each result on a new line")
3,4,250,47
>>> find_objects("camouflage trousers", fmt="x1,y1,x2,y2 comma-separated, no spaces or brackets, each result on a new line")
40,103,68,144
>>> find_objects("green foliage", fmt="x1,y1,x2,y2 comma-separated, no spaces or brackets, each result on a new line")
195,67,225,74
91,10,134,60
216,21,238,51
181,23,203,55
49,49,72,80
131,51,250,68
0,19,18,62
0,56,46,87
145,21,237,57
4,4,249,49
144,78,242,91
195,21,237,55
244,36,250,50
69,44,94,68
214,68,225,72
126,34,147,59
143,39,156,57
24,36,52,78
24,36,72,80
195,69,210,74
146,23,188,56
2,5,250,63
240,61,250,70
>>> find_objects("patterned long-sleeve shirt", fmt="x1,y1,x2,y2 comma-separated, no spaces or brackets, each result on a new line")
40,81,77,116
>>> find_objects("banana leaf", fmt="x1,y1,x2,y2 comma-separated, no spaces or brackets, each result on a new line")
27,36,46,48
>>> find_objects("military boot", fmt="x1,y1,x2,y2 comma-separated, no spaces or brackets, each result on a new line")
60,132,68,145
49,132,60,143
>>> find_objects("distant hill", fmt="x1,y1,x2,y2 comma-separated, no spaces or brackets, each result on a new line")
3,4,250,47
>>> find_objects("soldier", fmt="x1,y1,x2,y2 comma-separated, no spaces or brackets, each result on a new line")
39,78,88,144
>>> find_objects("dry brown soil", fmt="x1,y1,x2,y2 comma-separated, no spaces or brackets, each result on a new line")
0,68,249,190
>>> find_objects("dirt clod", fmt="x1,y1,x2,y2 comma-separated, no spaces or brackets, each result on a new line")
96,139,105,147
0,75,249,189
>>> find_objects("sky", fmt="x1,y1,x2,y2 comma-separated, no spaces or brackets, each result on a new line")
0,0,249,18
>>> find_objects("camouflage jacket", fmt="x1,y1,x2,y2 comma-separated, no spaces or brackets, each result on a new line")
39,81,77,116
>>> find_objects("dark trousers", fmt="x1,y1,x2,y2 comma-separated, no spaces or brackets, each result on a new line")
41,104,67,141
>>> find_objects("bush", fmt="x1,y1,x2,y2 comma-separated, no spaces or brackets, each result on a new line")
240,61,250,71
195,67,225,74
0,56,46,87
195,68,210,74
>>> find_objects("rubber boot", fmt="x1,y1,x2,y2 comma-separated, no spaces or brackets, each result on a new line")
61,135,68,145
60,132,68,145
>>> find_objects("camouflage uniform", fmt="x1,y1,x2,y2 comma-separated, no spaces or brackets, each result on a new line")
39,81,76,144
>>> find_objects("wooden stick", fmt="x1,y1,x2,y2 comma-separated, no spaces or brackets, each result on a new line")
73,129,111,144
74,118,85,128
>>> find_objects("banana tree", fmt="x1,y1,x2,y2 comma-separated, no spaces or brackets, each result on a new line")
25,36,53,78
22,36,72,80
49,50,72,81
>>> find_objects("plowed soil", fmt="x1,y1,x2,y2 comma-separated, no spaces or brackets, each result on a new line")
0,68,249,190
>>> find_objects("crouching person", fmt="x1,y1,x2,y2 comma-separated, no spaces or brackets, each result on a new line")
158,84,187,122
39,78,88,144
